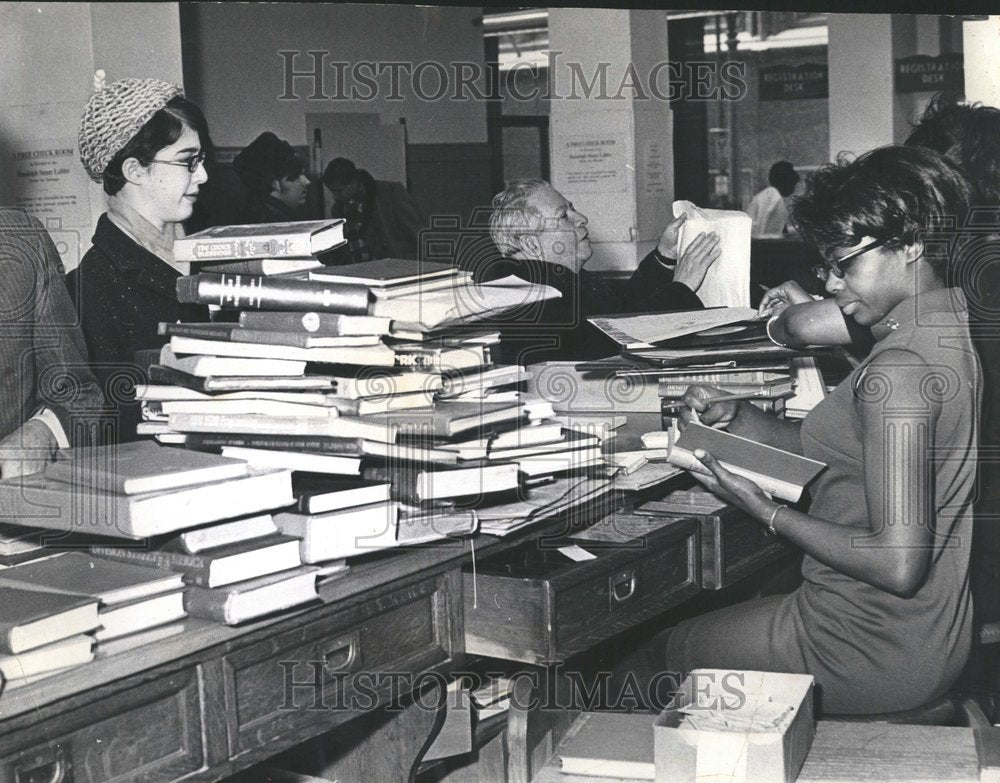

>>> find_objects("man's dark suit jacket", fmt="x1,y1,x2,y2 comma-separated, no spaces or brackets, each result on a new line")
0,208,105,444
471,250,704,364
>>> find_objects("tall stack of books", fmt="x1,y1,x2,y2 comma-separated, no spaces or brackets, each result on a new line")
141,224,617,550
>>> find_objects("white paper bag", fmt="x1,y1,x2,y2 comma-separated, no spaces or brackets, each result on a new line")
672,200,751,309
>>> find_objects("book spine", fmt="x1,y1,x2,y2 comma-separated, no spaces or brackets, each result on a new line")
239,311,392,336
183,432,364,454
176,274,370,314
180,585,234,623
168,412,337,436
175,234,313,262
90,546,212,586
363,464,420,505
159,323,238,341
148,364,209,392
224,329,314,348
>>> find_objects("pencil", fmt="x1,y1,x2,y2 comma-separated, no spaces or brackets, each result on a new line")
661,391,762,412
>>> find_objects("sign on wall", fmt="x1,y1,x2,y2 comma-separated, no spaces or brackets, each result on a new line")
555,134,628,193
894,53,964,94
4,138,92,268
759,63,828,101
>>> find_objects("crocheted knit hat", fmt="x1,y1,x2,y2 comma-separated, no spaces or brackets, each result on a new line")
79,78,183,182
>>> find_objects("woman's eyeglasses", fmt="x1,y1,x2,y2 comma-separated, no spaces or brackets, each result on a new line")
150,152,206,173
812,238,887,281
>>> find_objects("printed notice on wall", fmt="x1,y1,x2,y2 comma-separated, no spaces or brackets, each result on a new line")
6,139,91,267
643,141,667,195
556,134,626,193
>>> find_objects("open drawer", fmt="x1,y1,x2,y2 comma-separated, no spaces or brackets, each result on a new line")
463,515,699,664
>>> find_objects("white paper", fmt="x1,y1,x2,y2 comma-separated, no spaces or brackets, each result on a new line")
588,307,758,349
558,544,598,562
673,200,752,309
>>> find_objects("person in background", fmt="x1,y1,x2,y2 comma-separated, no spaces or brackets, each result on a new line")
760,100,1000,349
747,160,799,238
0,209,106,476
483,179,721,363
664,145,978,715
322,157,426,263
70,78,210,443
322,158,378,264
233,132,311,223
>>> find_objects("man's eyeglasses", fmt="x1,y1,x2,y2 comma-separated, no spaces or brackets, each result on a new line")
812,237,887,281
150,152,206,173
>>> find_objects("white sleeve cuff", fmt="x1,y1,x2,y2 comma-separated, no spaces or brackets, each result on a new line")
31,408,70,449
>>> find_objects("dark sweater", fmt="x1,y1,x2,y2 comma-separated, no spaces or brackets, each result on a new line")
67,215,208,442
474,250,704,364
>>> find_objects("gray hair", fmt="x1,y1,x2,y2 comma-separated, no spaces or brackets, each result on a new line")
489,178,550,256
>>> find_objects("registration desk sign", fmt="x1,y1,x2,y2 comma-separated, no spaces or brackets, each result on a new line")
895,53,964,94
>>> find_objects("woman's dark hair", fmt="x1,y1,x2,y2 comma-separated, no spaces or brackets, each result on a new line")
905,94,1000,208
274,154,306,185
792,145,970,277
101,96,209,196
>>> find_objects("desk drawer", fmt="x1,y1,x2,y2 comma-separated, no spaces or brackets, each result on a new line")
464,516,699,663
223,569,459,757
0,669,203,783
638,500,787,589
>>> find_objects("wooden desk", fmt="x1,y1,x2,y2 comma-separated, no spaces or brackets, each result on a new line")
0,474,787,783
0,542,468,783
533,721,980,783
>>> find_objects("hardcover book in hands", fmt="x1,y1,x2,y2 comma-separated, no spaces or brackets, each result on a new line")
667,422,826,502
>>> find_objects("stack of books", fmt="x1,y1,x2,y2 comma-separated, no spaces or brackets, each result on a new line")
175,218,347,276
0,441,293,539
657,367,796,417
92,531,320,626
0,552,186,674
135,233,617,551
0,583,99,688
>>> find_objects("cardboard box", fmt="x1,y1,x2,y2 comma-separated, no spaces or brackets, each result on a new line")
654,669,815,783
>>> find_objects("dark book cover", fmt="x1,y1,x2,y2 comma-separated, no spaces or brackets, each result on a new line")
0,551,183,605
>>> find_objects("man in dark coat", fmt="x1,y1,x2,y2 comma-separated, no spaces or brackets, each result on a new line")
0,208,106,476
482,179,721,364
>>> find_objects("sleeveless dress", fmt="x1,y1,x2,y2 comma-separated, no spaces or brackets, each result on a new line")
664,287,980,714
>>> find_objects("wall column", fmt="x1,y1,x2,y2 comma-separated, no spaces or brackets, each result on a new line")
963,16,1000,107
827,14,896,159
547,9,673,272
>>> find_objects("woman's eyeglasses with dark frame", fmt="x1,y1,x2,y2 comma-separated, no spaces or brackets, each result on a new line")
150,152,206,173
812,238,888,281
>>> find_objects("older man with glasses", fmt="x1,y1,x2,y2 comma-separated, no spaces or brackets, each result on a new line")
480,179,721,364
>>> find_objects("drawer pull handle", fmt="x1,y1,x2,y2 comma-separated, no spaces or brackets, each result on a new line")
323,633,360,674
610,570,637,603
15,747,70,783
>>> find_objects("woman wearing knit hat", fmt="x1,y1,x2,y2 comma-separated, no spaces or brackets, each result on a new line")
69,78,212,443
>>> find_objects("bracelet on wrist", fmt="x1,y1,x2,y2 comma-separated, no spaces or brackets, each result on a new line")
765,314,789,348
765,504,785,535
